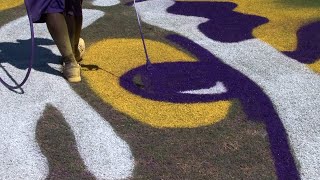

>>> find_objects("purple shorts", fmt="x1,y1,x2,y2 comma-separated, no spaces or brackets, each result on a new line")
27,0,83,23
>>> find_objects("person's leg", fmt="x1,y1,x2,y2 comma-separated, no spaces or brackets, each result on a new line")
65,0,83,61
46,13,81,82
46,13,76,63
65,15,83,61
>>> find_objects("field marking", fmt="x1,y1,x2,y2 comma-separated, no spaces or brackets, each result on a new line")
92,0,120,6
178,0,320,52
0,9,134,180
0,0,23,11
179,81,227,95
135,0,320,179
82,38,232,128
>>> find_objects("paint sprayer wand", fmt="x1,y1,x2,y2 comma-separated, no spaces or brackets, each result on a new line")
133,0,153,70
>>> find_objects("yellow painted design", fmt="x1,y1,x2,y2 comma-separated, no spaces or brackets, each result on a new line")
308,60,320,73
0,0,23,11
178,0,320,52
82,39,232,128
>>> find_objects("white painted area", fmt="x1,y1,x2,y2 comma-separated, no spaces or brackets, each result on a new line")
135,0,320,179
179,81,227,95
92,0,120,7
0,9,134,180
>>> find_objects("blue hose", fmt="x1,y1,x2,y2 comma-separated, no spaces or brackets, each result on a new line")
0,0,35,89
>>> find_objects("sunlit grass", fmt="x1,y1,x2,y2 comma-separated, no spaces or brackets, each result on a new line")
0,0,23,11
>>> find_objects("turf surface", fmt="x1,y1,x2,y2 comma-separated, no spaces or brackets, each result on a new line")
0,0,319,179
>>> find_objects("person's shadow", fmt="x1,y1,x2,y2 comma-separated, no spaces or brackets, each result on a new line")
0,38,63,86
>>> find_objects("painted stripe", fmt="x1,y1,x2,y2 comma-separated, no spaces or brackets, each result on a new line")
178,0,320,52
0,9,134,179
308,59,320,73
92,0,120,6
135,0,320,179
0,0,23,11
179,81,227,95
82,39,232,128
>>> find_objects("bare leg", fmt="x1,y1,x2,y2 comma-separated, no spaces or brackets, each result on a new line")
65,15,83,61
45,13,76,63
46,13,81,82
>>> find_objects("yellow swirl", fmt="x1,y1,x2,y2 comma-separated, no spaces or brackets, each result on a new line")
82,39,232,128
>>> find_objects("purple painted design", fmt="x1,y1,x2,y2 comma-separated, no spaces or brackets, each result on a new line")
166,1,269,42
284,21,320,63
121,61,230,103
120,34,300,179
120,1,299,179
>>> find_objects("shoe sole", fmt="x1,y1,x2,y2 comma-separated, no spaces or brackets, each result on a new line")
67,76,81,83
